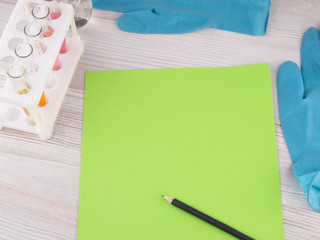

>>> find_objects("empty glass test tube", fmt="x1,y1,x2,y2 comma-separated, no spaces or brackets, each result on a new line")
7,62,30,95
24,22,47,56
32,4,54,38
15,43,39,75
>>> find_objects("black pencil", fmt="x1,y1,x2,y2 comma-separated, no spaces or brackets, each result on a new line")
162,195,254,240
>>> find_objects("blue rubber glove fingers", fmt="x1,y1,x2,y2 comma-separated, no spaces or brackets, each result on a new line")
278,27,320,211
300,28,320,156
278,62,305,159
117,1,270,35
209,0,270,36
92,0,155,12
278,61,320,211
278,62,304,119
301,27,320,94
92,0,270,35
117,8,210,34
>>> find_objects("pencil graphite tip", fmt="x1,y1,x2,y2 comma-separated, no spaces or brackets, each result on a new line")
162,195,174,204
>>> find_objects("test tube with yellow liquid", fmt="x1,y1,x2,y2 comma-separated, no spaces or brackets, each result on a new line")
7,62,30,95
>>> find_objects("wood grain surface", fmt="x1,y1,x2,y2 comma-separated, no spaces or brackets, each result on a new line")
1,0,320,239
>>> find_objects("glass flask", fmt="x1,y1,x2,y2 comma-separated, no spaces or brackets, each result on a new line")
62,0,92,28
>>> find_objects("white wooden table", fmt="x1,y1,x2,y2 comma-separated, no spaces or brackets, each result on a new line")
0,0,320,239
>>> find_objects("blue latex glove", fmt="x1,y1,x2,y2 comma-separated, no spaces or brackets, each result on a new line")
93,0,270,36
278,27,320,212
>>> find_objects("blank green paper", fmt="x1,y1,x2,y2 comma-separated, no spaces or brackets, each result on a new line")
78,64,284,240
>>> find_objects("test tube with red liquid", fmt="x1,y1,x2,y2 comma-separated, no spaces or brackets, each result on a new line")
32,4,62,70
32,5,54,38
43,0,66,53
44,0,61,19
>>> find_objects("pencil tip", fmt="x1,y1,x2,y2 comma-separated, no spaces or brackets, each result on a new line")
162,195,174,203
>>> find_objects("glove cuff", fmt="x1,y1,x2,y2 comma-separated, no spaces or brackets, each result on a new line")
308,171,320,212
292,153,320,212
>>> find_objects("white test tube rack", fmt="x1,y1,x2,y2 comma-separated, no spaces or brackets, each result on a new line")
0,0,84,139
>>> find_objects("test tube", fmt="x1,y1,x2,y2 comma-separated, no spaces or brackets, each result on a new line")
23,107,30,116
39,91,46,106
32,4,54,38
43,0,61,19
7,62,30,95
60,38,66,54
15,43,39,75
53,55,61,70
43,0,66,53
24,22,47,56
25,3,32,15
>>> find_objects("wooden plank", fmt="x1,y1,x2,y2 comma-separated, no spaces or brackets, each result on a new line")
0,153,79,240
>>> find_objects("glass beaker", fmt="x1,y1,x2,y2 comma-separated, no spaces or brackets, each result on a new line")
32,4,54,37
61,0,92,28
43,0,61,19
7,62,30,95
15,43,39,75
24,22,47,56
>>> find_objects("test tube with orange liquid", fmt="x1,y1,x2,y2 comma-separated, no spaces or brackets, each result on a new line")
39,91,46,106
23,91,46,124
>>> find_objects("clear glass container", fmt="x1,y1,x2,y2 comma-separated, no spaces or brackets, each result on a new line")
32,4,55,37
24,22,47,56
43,0,61,20
15,43,39,75
7,62,30,95
62,0,92,28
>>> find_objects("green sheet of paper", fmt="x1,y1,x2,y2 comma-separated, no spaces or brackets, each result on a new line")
78,63,284,240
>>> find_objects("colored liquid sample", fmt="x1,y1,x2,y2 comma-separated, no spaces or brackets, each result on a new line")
7,63,30,95
23,107,29,116
50,12,61,20
23,107,36,125
53,55,61,71
17,88,30,95
60,38,66,54
43,26,54,38
39,92,46,106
